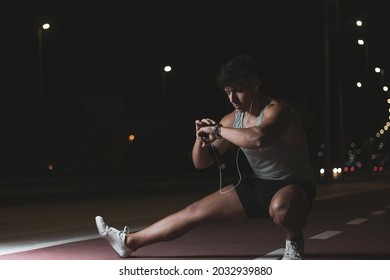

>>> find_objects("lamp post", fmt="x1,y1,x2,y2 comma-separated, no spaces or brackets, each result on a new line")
322,0,332,182
375,67,385,86
38,22,50,178
160,65,172,113
338,19,366,166
323,0,357,180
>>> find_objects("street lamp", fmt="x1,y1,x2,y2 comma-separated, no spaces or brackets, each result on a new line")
375,67,385,86
160,65,172,112
38,22,50,178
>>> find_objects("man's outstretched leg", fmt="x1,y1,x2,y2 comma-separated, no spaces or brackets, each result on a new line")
96,185,246,258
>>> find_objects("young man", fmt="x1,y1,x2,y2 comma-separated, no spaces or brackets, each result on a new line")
95,54,316,260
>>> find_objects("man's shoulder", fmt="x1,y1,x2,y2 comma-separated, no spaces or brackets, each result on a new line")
265,98,290,113
267,96,287,105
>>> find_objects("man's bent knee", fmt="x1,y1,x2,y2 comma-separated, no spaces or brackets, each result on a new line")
269,185,309,222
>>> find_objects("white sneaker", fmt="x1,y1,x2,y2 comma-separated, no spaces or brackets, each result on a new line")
95,216,133,258
282,238,304,260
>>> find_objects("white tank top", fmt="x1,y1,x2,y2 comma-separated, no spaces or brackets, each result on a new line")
233,99,314,182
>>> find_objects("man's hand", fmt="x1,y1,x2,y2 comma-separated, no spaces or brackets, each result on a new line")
195,118,217,146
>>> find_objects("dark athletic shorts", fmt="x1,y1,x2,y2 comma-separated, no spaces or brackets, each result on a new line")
235,177,317,219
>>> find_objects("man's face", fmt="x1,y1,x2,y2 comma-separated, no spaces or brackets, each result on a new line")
224,79,257,111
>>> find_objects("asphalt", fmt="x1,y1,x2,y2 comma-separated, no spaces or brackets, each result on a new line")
0,174,389,260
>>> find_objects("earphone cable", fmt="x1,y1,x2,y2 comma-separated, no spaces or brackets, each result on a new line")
210,144,242,194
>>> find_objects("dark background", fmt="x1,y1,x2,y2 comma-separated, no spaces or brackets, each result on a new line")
1,0,389,181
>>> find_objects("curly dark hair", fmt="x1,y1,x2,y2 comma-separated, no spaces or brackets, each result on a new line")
216,54,259,89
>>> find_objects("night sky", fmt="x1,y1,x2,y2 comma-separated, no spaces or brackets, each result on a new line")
1,0,389,179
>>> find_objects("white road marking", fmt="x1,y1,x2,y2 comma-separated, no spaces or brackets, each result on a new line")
0,225,146,256
309,230,342,240
370,210,386,215
254,248,284,260
345,218,368,225
0,234,100,256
